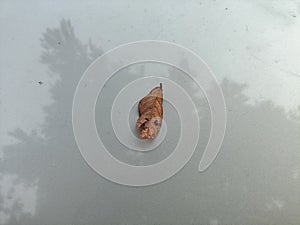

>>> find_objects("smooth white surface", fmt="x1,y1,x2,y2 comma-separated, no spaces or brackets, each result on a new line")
0,0,299,224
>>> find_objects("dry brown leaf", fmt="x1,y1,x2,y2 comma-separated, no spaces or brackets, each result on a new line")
136,83,163,139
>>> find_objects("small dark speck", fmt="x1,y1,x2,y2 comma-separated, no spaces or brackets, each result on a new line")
38,81,43,85
58,42,61,45
292,15,296,18
225,7,228,10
